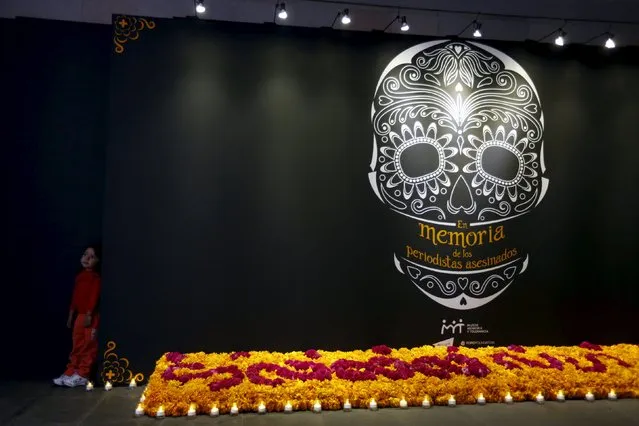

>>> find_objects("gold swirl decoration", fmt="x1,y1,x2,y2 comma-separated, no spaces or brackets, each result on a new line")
101,340,145,385
113,15,156,54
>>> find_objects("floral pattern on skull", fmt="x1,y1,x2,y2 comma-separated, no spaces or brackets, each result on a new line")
371,41,549,310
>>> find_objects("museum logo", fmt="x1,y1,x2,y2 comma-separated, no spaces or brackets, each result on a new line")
440,319,465,335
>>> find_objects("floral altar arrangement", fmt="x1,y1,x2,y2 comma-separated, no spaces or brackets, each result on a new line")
139,342,639,416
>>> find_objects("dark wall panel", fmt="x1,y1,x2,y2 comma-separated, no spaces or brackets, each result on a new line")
0,18,110,380
102,18,639,378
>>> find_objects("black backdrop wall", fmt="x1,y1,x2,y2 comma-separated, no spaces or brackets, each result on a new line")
1,18,109,380
102,17,639,380
2,15,639,382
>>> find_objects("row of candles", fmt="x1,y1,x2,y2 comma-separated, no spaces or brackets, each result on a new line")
85,378,138,391
131,389,620,418
86,379,619,417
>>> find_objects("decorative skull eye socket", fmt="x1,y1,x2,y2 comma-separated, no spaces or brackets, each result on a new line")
397,139,443,182
463,126,539,203
478,143,524,186
378,122,458,201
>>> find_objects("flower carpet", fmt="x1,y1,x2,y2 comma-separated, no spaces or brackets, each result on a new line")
140,342,639,416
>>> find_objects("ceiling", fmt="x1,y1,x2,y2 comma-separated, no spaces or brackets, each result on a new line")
2,0,639,46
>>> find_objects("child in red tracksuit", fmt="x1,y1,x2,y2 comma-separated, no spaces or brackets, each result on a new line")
53,245,102,387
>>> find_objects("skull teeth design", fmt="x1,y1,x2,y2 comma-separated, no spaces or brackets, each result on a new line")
372,41,549,310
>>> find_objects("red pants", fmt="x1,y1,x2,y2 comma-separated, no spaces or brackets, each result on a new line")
65,314,98,378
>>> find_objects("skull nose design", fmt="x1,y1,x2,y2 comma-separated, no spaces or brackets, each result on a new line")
448,175,476,214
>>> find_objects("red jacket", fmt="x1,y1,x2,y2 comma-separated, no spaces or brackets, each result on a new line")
70,270,101,322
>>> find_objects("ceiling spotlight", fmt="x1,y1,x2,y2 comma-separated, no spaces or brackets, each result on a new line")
584,30,618,49
457,17,482,38
538,25,570,46
472,21,482,38
195,0,205,14
277,3,287,20
341,9,351,25
400,16,409,32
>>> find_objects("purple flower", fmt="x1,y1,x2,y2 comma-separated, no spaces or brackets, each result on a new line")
246,362,285,386
230,351,251,360
165,352,186,363
507,344,526,353
411,356,452,379
179,362,205,370
491,352,523,370
366,356,415,380
539,353,564,370
565,355,604,372
493,351,563,371
579,342,603,351
330,359,377,381
286,360,332,381
371,345,393,355
161,366,177,381
304,349,321,359
208,366,245,391
600,354,632,368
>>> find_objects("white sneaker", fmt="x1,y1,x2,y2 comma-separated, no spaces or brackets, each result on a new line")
53,374,69,386
63,373,88,388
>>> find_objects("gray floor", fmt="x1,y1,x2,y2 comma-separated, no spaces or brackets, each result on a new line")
2,381,639,426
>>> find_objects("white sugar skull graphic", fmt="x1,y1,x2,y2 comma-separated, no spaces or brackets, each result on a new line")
370,41,549,310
